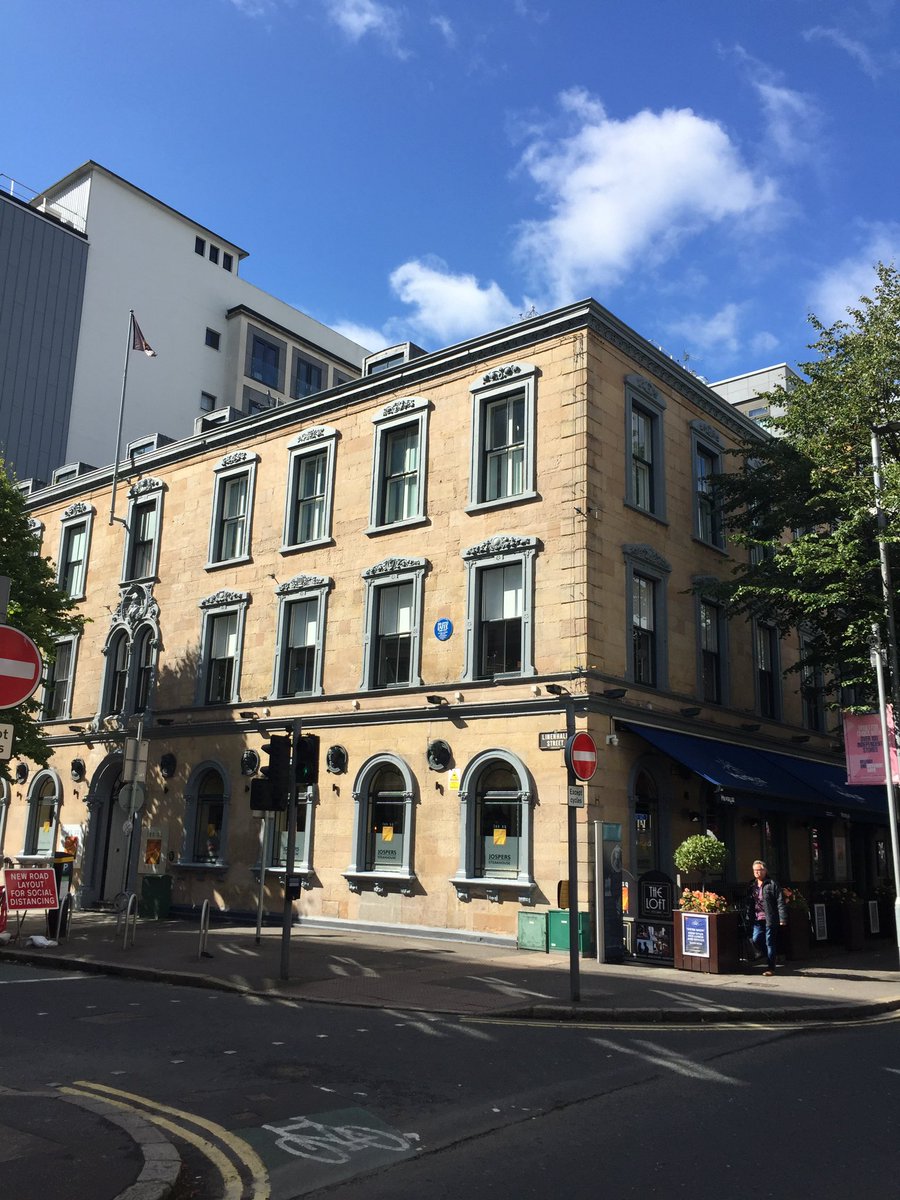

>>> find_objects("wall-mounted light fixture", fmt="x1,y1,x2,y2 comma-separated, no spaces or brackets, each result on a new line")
545,683,570,697
427,739,452,771
680,706,702,718
156,717,174,726
159,752,177,779
326,745,349,775
426,694,447,706
240,749,260,776
688,810,702,823
603,687,627,700
15,762,28,785
70,758,86,783
741,722,761,732
239,710,258,720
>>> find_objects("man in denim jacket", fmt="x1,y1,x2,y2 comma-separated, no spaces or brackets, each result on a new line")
745,859,787,975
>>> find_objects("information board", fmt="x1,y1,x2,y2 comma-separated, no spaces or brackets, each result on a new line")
4,868,59,911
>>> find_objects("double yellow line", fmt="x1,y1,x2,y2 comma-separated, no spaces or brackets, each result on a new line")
61,1080,270,1200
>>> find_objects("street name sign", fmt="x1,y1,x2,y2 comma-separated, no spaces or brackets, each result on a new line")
0,625,43,709
539,731,567,750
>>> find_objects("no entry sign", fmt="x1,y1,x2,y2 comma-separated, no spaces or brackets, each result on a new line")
565,731,598,781
0,625,43,709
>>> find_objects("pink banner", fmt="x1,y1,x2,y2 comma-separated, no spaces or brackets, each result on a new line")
844,710,900,785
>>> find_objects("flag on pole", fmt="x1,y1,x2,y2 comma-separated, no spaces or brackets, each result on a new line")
131,316,157,357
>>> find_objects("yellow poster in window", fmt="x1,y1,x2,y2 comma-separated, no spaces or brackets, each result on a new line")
493,827,507,845
382,825,394,842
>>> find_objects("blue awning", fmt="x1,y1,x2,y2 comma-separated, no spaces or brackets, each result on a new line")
621,723,887,818
759,750,888,817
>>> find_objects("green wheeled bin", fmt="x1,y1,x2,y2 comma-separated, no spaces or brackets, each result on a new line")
139,873,172,919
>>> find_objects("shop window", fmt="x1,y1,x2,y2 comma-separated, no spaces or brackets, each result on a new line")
25,773,60,856
453,750,535,900
183,765,229,865
345,755,416,890
634,772,659,875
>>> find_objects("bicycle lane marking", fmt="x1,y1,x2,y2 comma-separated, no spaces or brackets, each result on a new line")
64,1079,270,1199
241,1106,421,1195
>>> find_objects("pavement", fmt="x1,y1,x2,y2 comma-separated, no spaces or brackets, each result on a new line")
2,911,899,1200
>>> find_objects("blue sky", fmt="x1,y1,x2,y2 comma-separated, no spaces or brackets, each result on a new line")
3,0,899,380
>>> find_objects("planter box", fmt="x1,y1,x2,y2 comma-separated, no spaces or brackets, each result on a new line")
673,910,740,974
843,901,865,951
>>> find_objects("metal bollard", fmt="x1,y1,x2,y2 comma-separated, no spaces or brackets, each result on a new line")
198,898,212,959
117,892,137,950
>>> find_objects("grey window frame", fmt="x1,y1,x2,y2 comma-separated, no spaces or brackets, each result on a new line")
368,397,429,533
452,749,535,902
271,574,331,699
344,754,417,892
24,770,61,857
467,363,537,512
623,544,671,690
754,619,781,719
196,590,250,706
57,503,94,600
206,451,258,567
359,558,426,691
282,426,338,552
246,328,285,391
43,636,79,721
624,374,667,520
691,421,726,550
205,327,220,350
694,584,729,705
181,761,230,866
799,631,826,732
461,534,538,682
291,349,327,400
121,479,164,584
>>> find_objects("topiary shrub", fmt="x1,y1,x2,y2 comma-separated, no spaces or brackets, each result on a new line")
673,834,728,892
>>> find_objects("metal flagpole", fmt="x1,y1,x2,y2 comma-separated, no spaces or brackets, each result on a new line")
109,310,134,527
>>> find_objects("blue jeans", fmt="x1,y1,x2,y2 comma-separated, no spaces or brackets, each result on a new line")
750,920,777,968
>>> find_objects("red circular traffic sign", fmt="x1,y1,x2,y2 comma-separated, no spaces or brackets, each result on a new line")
565,731,598,781
0,625,43,709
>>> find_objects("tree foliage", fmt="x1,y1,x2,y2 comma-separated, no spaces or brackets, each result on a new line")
710,262,900,702
0,464,85,772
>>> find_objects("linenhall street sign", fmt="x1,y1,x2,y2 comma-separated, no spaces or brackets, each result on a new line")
539,731,568,750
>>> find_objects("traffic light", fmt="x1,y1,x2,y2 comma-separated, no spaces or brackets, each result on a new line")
258,734,292,809
294,733,320,788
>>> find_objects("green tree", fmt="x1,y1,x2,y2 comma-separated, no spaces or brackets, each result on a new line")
710,262,900,703
0,463,85,772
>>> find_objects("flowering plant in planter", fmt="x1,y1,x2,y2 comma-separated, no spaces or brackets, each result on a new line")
819,887,859,903
679,888,731,914
782,886,808,910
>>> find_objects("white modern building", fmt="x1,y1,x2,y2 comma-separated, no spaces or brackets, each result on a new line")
709,363,801,427
2,163,370,480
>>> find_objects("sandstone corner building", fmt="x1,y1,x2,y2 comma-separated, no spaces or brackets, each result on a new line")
3,299,892,954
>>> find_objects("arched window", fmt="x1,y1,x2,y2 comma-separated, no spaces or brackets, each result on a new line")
194,770,225,863
454,751,534,901
26,773,60,856
345,755,416,891
182,764,230,865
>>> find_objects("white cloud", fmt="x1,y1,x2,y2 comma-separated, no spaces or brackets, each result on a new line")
430,14,456,47
752,80,821,161
330,320,384,352
666,303,744,357
514,88,779,305
803,26,883,80
388,259,521,344
809,225,900,323
323,0,408,56
230,0,278,16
